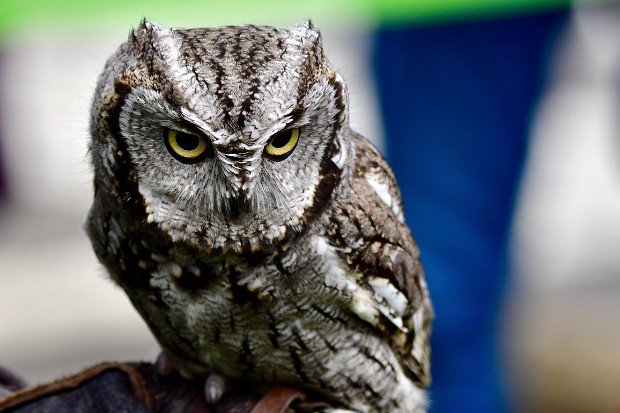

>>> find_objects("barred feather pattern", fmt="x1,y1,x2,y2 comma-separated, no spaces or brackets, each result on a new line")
87,19,433,413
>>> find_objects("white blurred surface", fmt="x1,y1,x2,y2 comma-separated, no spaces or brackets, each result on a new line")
512,5,620,292
0,28,160,384
506,5,620,412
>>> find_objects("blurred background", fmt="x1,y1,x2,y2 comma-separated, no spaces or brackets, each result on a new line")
0,1,619,412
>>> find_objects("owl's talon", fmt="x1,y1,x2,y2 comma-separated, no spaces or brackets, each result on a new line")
204,373,228,405
155,351,174,376
155,350,210,379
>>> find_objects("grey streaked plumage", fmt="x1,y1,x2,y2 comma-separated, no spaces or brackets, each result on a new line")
87,19,432,413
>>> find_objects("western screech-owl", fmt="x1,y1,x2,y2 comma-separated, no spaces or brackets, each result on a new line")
87,19,433,413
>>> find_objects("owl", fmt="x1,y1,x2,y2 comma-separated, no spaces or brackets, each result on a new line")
86,19,433,413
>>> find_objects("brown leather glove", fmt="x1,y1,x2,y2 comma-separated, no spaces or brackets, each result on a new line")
0,362,331,413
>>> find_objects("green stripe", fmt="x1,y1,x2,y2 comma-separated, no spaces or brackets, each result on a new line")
368,0,573,25
0,0,606,36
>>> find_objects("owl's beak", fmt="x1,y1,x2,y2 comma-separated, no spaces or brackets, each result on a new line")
224,194,249,222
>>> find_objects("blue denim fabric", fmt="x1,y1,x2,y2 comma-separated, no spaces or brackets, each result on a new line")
373,10,567,412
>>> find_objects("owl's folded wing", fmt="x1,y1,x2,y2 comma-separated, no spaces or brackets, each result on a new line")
325,133,433,388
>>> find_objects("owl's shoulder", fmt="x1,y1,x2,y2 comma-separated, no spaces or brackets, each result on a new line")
348,133,406,223
317,132,433,387
322,131,426,307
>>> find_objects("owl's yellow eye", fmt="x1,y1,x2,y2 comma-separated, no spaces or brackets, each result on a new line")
164,128,211,164
265,128,300,160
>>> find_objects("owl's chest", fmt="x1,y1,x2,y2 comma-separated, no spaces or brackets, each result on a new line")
131,247,275,323
121,237,346,377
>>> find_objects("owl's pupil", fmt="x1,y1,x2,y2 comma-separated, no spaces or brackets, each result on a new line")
176,132,199,151
271,131,291,148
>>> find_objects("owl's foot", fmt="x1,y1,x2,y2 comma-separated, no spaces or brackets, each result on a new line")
155,350,210,379
155,350,230,405
204,372,229,404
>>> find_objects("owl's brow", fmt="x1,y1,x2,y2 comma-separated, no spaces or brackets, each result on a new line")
169,119,208,138
286,107,304,126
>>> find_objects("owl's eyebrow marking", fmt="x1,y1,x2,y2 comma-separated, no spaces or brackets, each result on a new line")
289,107,304,124
168,119,207,138
178,107,220,141
280,107,304,129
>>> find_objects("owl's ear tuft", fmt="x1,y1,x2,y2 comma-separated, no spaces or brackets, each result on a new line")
290,20,317,32
130,19,173,43
288,20,321,44
287,20,323,64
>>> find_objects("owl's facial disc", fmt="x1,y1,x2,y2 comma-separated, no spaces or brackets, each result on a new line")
219,129,300,222
162,127,256,221
102,20,350,253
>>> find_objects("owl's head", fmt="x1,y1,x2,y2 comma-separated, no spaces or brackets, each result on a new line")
90,20,350,253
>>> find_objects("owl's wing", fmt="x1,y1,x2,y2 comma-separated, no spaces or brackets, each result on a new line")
326,133,433,388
